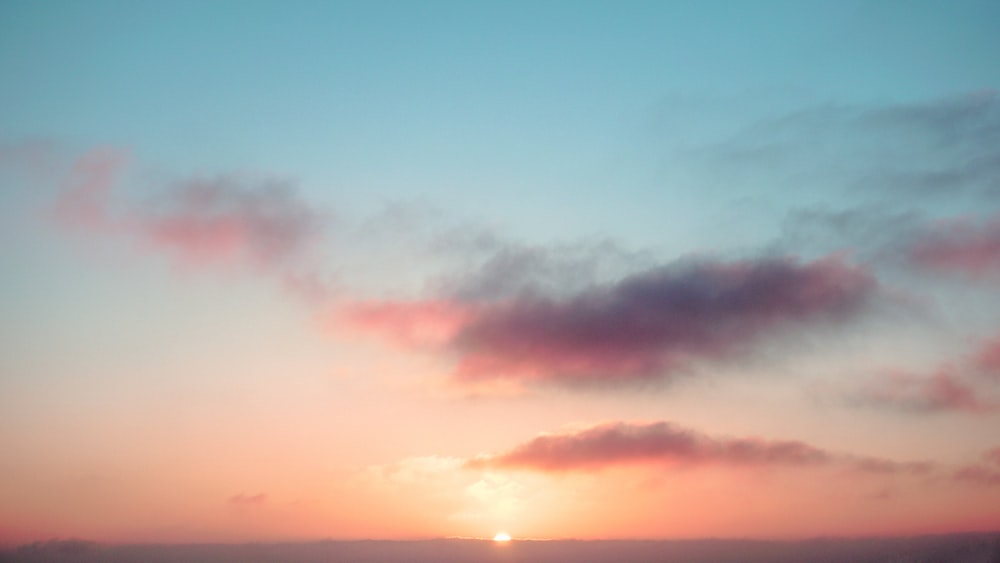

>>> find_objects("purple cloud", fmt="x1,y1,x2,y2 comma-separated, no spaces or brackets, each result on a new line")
347,254,876,388
451,255,875,385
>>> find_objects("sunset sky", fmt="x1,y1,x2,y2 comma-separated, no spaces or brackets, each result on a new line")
2,0,1000,546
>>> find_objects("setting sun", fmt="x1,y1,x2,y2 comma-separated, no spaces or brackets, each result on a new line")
493,532,512,542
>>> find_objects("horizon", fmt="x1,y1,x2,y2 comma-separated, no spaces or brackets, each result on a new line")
6,532,1000,563
2,0,1000,552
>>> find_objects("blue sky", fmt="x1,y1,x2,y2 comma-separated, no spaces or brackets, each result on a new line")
5,0,998,248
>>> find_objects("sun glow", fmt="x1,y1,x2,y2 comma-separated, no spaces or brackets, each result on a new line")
493,532,512,542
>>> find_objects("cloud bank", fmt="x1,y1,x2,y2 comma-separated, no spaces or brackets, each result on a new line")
346,255,876,388
466,420,933,477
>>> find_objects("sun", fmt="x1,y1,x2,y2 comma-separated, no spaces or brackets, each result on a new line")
493,531,512,542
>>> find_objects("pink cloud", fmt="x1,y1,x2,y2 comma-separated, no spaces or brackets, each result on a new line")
467,421,932,476
907,215,1000,278
51,150,330,301
949,447,1000,488
973,334,1000,379
953,465,1000,487
134,178,324,270
467,421,833,472
345,255,876,387
848,328,1000,415
340,300,474,348
51,148,128,233
852,367,996,414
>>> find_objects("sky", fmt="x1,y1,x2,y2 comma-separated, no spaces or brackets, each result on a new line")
2,0,1000,546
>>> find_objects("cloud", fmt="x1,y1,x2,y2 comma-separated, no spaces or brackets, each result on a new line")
977,341,1000,377
341,300,474,349
346,254,876,388
953,465,1000,486
953,448,1000,487
985,447,1000,466
51,147,128,233
467,421,831,472
849,367,997,414
859,90,1000,149
843,456,935,476
466,421,931,476
429,233,652,302
906,214,1000,279
695,92,1000,204
844,327,1000,414
50,149,332,301
136,179,324,271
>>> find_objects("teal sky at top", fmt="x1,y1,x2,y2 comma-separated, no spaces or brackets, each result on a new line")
2,0,999,247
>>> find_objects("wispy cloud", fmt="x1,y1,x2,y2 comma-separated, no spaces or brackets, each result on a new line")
952,447,1000,487
699,91,1000,200
845,329,1000,414
50,148,332,302
345,254,876,388
51,147,128,233
906,214,1000,279
850,367,997,414
974,341,1000,381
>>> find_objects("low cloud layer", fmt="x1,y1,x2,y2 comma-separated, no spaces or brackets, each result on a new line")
466,421,932,477
346,255,876,388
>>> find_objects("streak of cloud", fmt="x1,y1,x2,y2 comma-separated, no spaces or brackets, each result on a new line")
466,421,931,477
699,91,1000,201
850,367,997,414
906,214,1000,279
953,448,1000,487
